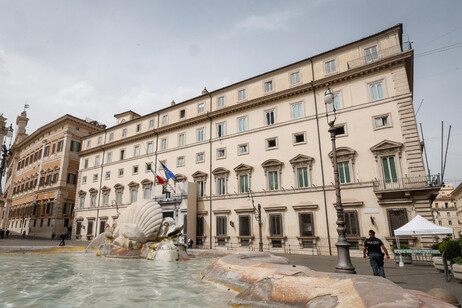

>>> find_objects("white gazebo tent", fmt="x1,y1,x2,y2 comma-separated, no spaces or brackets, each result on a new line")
394,215,454,266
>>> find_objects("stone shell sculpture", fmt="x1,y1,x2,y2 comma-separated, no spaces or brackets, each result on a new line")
113,200,164,249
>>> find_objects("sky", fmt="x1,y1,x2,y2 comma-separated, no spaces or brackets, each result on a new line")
0,0,461,185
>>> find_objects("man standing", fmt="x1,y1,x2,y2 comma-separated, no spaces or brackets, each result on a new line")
363,230,390,278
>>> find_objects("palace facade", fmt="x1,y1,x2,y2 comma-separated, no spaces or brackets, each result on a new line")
73,24,441,254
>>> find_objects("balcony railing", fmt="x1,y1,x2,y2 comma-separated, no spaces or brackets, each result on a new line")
347,42,411,70
154,193,187,202
373,174,441,192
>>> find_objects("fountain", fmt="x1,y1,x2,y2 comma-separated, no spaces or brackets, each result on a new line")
86,200,187,261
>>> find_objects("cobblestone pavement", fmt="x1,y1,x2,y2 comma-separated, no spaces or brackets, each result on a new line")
275,253,462,304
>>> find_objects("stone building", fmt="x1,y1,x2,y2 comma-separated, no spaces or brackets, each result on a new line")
2,112,104,237
73,24,441,254
442,183,462,237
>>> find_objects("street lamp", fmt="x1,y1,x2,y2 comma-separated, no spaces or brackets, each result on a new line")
247,189,263,252
1,124,14,183
324,85,356,274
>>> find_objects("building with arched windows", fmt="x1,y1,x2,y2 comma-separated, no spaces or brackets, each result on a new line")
73,24,441,254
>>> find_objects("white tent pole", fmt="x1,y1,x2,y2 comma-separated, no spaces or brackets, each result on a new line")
396,235,404,267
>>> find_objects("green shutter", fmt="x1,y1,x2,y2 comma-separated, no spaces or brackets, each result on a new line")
344,163,351,183
303,168,308,187
382,157,391,183
389,157,397,182
339,163,345,183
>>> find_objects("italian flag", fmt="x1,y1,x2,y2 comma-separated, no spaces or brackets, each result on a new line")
146,163,165,184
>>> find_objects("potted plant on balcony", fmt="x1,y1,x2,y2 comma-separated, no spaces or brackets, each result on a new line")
392,243,412,264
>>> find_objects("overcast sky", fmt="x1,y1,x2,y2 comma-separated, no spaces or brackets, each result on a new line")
0,0,461,185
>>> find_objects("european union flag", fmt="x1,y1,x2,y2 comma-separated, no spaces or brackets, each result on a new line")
160,161,179,182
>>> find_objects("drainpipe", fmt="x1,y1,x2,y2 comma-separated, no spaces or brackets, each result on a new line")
154,113,160,198
95,130,107,238
206,90,213,249
310,59,332,256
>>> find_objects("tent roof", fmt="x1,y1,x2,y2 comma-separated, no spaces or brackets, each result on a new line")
394,215,453,236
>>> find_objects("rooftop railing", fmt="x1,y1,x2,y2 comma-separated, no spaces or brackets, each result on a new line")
347,42,411,70
372,174,441,192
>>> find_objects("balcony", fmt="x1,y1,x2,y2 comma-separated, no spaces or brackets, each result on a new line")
154,193,188,202
347,42,411,70
373,174,441,192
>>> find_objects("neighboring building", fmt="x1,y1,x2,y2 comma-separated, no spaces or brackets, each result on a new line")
2,112,104,237
0,113,13,225
73,24,441,254
450,183,462,237
431,184,461,238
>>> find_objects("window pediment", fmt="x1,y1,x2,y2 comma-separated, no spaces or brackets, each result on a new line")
192,170,208,180
212,167,229,176
233,163,253,173
114,183,124,191
127,181,139,188
175,174,187,182
78,190,86,196
140,179,153,186
370,140,403,157
89,188,98,195
101,186,111,193
261,159,283,169
289,154,314,170
328,147,357,163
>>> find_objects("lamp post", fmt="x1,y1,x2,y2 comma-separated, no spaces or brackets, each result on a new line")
247,189,263,252
324,85,356,274
1,124,14,189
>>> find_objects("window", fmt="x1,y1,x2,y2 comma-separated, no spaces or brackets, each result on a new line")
382,156,397,183
147,142,153,154
132,165,139,174
179,109,186,119
265,110,275,126
216,216,227,236
374,114,391,128
217,123,225,137
70,141,81,152
97,137,102,145
266,138,277,149
338,162,351,184
95,155,100,166
334,124,346,136
105,171,111,180
196,216,204,237
161,138,167,150
238,117,247,132
134,145,140,157
122,128,127,137
370,82,384,101
82,176,87,184
177,156,185,167
107,152,112,163
149,119,154,128
290,71,300,85
328,93,341,111
136,124,142,133
293,132,305,144
91,195,96,207
238,89,246,101
162,114,168,125
93,174,98,182
217,178,226,195
44,145,50,157
239,175,248,193
87,140,91,148
57,140,64,152
449,220,453,225
239,215,251,236
79,196,85,208
116,191,123,205
217,96,225,107
217,148,226,159
292,103,303,119
198,102,205,113
84,159,89,168
67,173,76,184
344,211,359,236
268,171,279,190
387,208,407,236
109,132,114,141
196,152,205,163
118,168,124,177
299,213,314,236
197,128,204,142
297,167,309,188
197,180,204,197
102,192,109,206
264,80,273,92
365,45,379,63
238,144,248,155
178,133,185,146
130,189,137,203
269,214,283,236
325,59,336,73
120,149,125,160
447,212,450,217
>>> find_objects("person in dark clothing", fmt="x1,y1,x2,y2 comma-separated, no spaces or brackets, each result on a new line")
363,230,390,278
22,231,26,239
59,234,66,246
5,230,9,238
